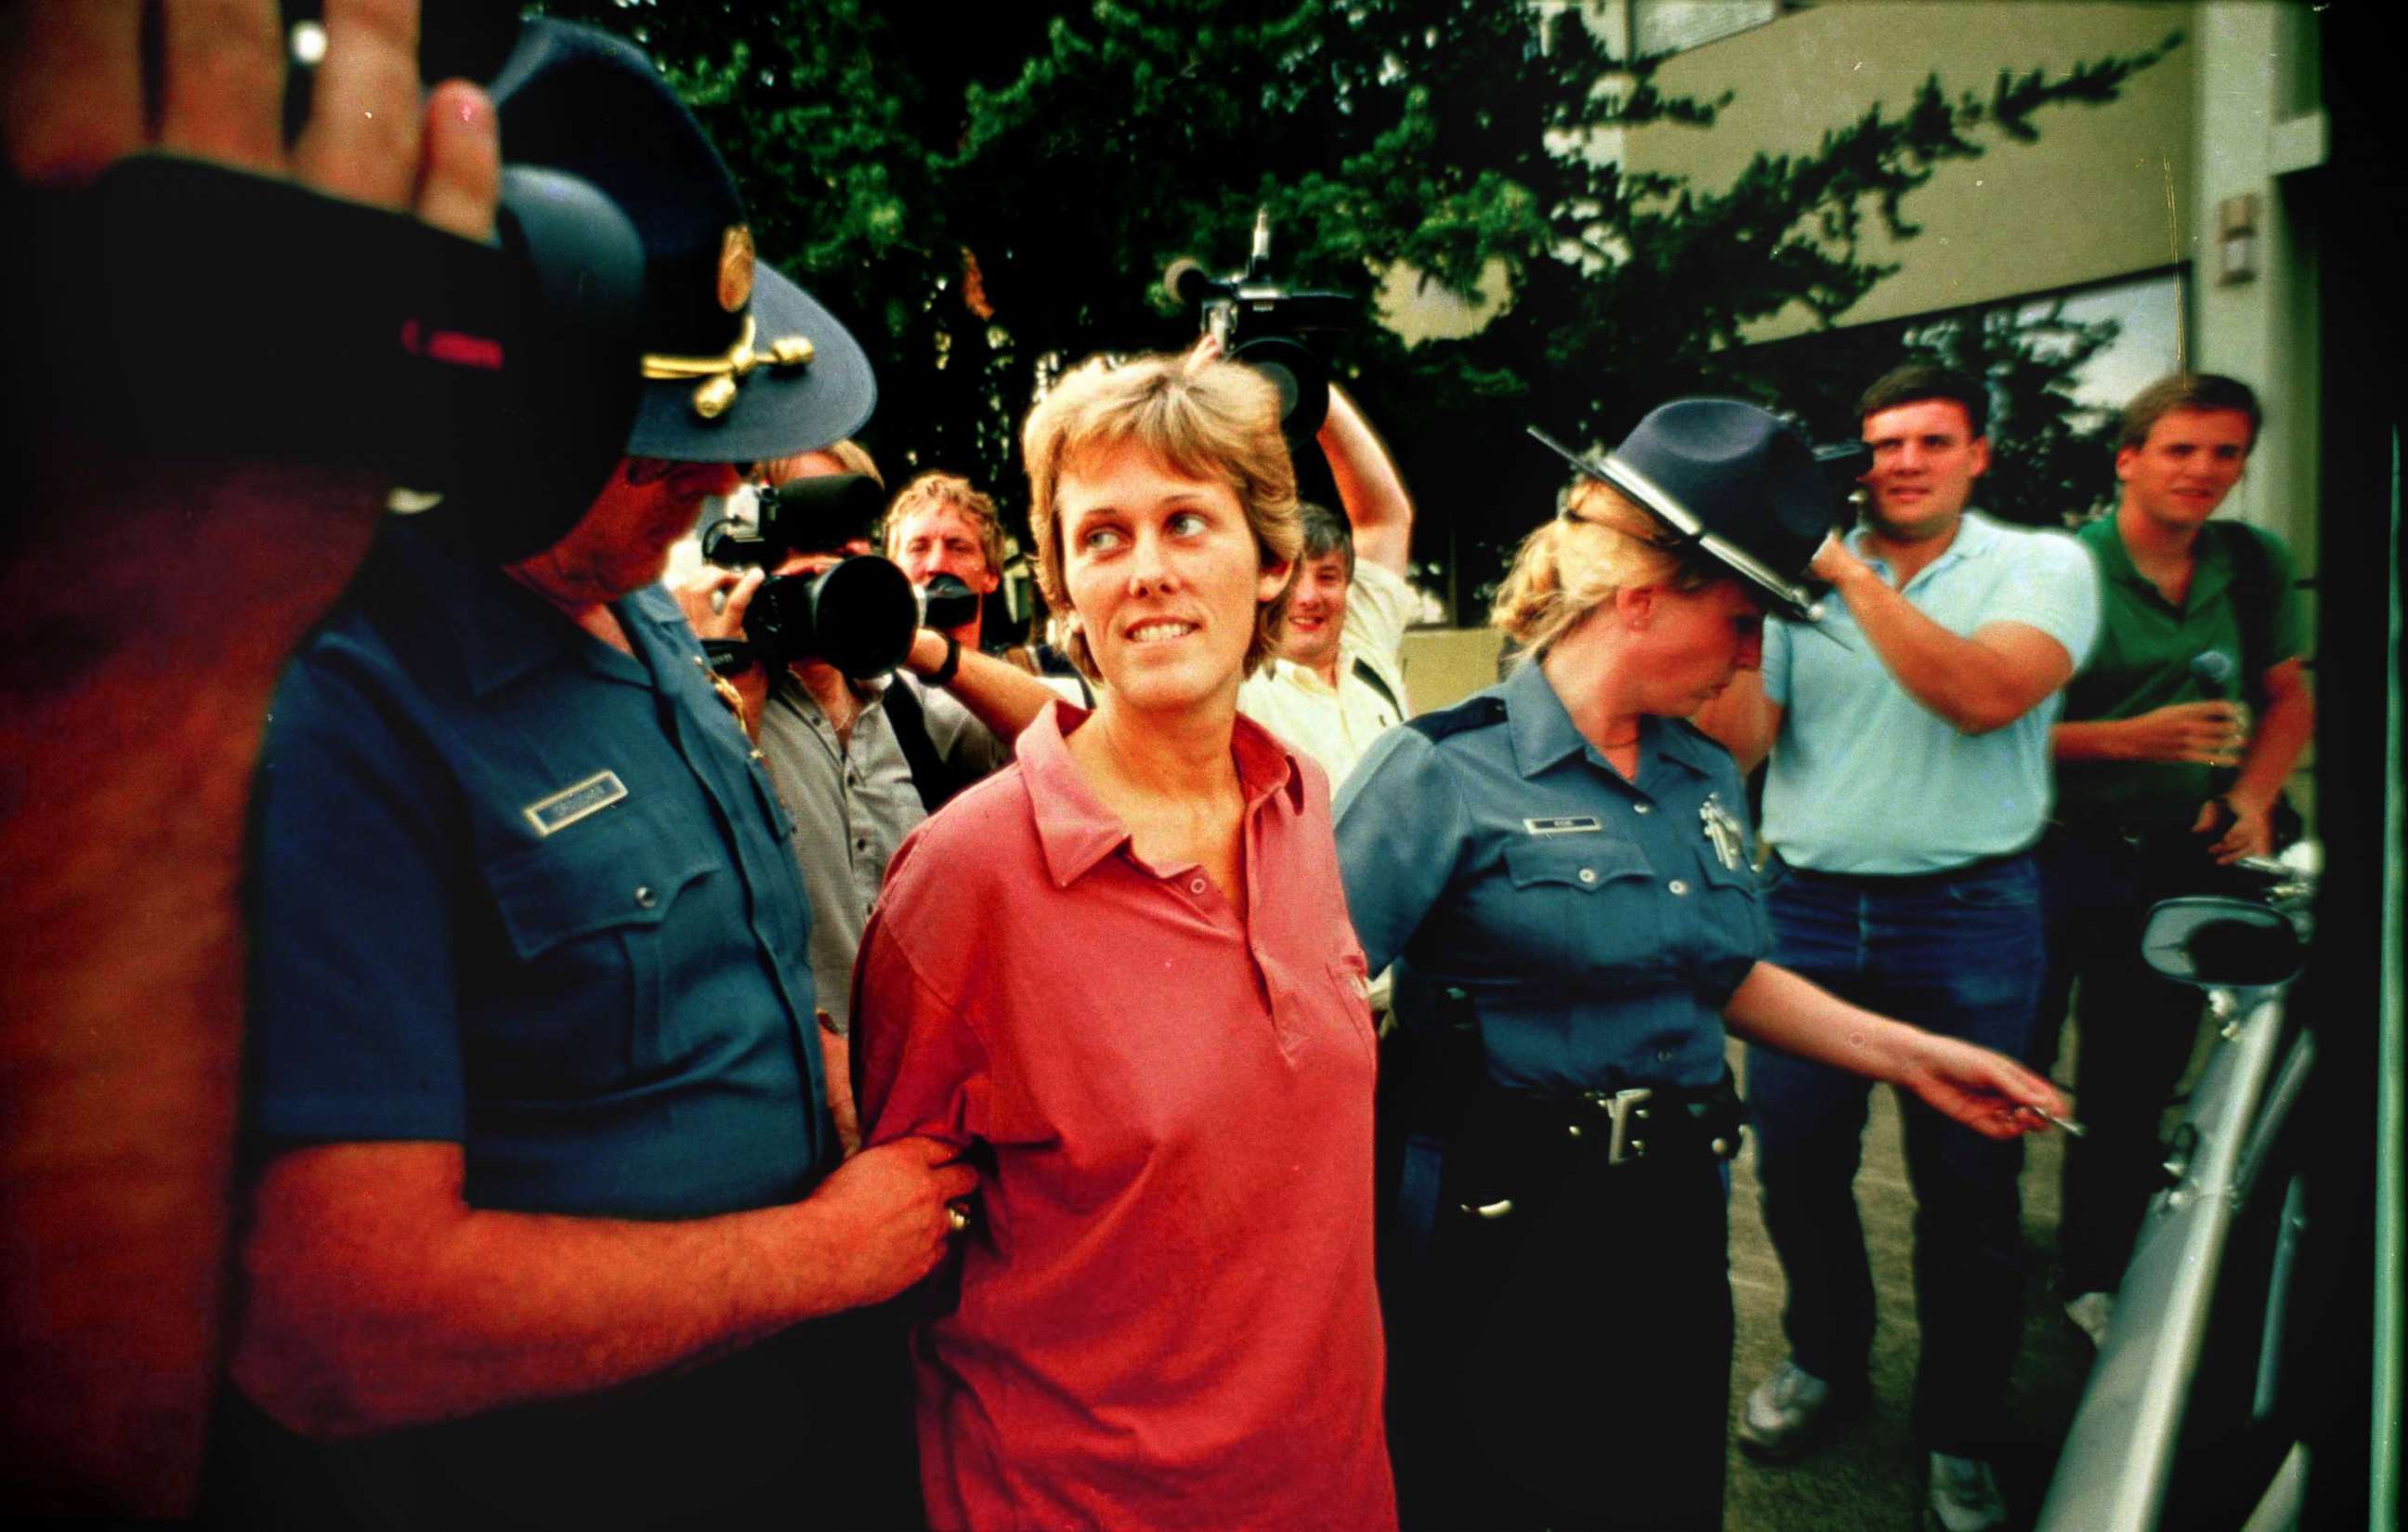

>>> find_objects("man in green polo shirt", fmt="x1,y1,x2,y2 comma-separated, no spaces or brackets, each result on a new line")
2042,372,2315,1345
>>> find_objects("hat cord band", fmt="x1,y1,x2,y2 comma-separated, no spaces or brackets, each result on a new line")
641,315,816,419
1600,451,1817,612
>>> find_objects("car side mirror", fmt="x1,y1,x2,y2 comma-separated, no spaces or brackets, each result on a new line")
2138,896,2303,990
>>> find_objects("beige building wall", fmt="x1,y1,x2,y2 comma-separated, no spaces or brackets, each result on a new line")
2187,1,2324,574
1625,1,2195,343
1381,4,2326,814
2186,2,2327,821
1400,626,1508,714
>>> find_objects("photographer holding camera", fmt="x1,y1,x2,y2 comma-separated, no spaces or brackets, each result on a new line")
1166,216,1413,787
680,449,1062,1153
1237,373,1418,787
883,470,1005,651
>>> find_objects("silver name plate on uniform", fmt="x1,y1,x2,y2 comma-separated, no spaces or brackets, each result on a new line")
1523,815,1603,836
523,770,628,837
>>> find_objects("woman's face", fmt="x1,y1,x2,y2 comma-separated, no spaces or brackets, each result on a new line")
1631,576,1766,714
1056,440,1288,719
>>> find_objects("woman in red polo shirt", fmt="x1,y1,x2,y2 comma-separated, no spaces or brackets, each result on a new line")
852,347,1395,1531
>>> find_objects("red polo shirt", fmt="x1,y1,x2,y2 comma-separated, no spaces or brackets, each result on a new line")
854,702,1394,1532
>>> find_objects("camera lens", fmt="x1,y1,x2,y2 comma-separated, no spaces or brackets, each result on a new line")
745,556,919,680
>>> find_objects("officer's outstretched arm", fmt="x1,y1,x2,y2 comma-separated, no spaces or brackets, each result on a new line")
1721,962,2065,1140
231,1136,974,1438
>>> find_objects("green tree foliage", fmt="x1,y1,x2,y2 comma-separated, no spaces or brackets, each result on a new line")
537,0,2171,613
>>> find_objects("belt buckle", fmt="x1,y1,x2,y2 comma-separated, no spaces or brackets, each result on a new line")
1593,1086,1653,1166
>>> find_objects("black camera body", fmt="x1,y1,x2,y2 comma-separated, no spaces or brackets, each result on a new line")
739,566,981,682
702,474,888,569
745,556,919,680
701,465,984,678
1165,210,1353,446
13,155,648,566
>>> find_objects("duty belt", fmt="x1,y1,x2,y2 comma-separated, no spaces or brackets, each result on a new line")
1451,1075,1745,1224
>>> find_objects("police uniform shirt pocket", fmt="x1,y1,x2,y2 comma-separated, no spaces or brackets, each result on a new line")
1502,836,1652,893
479,807,716,1094
1499,837,1662,976
1684,841,1770,989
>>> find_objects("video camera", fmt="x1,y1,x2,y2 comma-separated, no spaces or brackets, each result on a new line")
701,474,887,569
700,475,980,680
1163,210,1354,447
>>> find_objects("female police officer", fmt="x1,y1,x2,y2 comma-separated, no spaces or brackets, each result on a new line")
1334,399,2066,1530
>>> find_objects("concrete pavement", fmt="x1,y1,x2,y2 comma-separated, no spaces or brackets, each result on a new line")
1723,1039,2099,1531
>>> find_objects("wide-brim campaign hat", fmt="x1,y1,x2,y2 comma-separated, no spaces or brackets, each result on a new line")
1528,399,1836,621
488,22,875,464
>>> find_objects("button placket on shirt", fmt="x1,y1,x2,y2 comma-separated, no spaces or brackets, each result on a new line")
1157,838,1304,1059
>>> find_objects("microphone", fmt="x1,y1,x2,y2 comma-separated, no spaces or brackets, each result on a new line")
2190,650,2236,687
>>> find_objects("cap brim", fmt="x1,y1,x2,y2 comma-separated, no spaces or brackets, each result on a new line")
1525,426,1825,622
626,261,877,464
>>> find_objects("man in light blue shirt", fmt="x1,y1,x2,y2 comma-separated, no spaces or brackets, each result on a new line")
1696,364,2098,1532
1756,501,2098,873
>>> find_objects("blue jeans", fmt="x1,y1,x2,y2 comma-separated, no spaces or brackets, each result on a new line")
1745,855,2044,1457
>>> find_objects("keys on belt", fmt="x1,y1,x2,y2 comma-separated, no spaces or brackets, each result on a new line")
1565,1086,1697,1167
1455,1085,1743,1220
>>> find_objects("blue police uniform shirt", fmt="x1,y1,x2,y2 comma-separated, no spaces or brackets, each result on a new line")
247,524,832,1217
1758,510,2100,874
1335,659,1767,1094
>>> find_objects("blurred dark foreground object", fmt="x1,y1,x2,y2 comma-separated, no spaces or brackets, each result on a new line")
6,151,645,564
0,2,533,1514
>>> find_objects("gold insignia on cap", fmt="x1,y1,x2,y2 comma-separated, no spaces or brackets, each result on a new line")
716,226,756,314
642,315,818,422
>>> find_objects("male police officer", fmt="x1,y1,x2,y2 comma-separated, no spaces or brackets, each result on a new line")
2044,373,2314,1344
216,25,972,1528
1237,380,1418,786
1698,364,2099,1532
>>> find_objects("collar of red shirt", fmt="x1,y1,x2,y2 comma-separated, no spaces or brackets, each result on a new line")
1019,700,1309,889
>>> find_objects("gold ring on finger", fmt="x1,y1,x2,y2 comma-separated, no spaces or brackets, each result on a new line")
946,1204,970,1234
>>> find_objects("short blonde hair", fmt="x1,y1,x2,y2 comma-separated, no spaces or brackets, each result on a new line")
758,437,883,490
881,471,1007,579
1021,352,1302,684
1491,478,1722,663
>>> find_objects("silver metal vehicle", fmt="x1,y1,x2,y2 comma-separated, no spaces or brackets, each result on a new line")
2036,858,2318,1532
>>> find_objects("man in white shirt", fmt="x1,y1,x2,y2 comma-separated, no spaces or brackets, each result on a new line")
1237,382,1417,788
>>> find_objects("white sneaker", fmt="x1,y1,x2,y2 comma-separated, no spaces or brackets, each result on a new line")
1735,1358,1859,1462
1927,1451,2009,1532
2064,1290,2115,1349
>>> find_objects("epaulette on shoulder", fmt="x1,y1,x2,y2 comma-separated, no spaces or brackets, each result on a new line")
1406,693,1508,742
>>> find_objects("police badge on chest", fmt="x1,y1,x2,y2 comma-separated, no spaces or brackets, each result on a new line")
1699,793,1745,871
